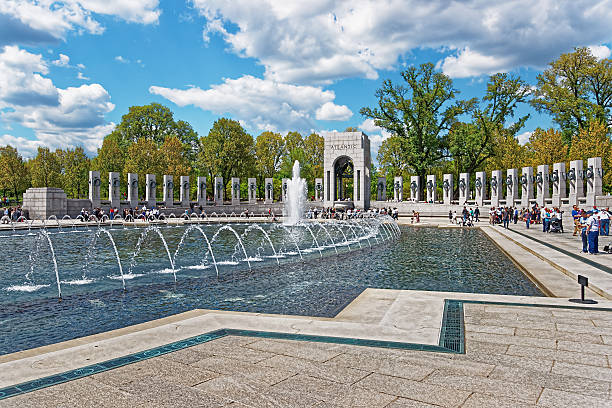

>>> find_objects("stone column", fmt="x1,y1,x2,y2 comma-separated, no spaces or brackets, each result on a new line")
506,169,518,206
248,178,257,203
426,175,436,203
475,171,486,206
127,173,138,208
146,174,156,208
180,176,190,207
551,163,565,207
490,170,502,207
410,176,420,201
282,178,289,202
520,167,533,208
197,176,206,206
231,177,240,205
536,165,549,207
314,178,323,201
108,172,120,209
458,172,470,204
376,177,386,201
394,176,403,201
586,157,603,207
163,175,174,208
88,171,101,208
264,178,273,204
214,177,224,205
568,160,584,207
443,174,453,205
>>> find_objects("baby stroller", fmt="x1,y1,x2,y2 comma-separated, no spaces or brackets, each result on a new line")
549,219,562,233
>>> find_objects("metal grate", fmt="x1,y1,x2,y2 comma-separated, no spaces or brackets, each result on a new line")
440,300,464,353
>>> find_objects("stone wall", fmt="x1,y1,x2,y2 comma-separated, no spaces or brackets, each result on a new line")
22,188,68,220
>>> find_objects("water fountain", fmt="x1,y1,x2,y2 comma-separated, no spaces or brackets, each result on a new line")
283,160,307,225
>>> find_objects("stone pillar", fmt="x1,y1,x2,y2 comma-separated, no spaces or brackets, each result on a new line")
568,160,584,207
231,177,240,205
127,173,138,208
426,175,436,203
248,178,257,203
410,176,420,201
108,172,120,209
214,177,224,205
376,177,386,201
197,176,206,206
282,178,289,201
475,171,486,206
314,178,323,201
163,175,174,208
536,165,549,207
490,170,502,207
551,163,565,207
443,174,453,205
393,176,403,201
264,178,273,204
146,174,156,208
586,157,603,207
520,167,533,208
180,176,189,207
88,171,101,208
506,169,518,206
458,172,470,204
22,188,68,220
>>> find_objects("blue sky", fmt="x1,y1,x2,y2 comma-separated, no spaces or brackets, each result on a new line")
0,1,611,159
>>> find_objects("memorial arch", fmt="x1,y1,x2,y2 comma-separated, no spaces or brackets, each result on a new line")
323,132,371,209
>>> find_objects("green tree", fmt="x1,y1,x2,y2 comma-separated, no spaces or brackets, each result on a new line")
161,136,192,199
524,128,569,168
255,131,285,195
303,132,324,179
29,147,61,188
360,63,474,182
377,136,410,176
198,118,255,196
568,121,612,192
57,147,90,198
449,73,531,174
531,47,612,140
91,133,125,198
123,138,164,199
0,146,29,200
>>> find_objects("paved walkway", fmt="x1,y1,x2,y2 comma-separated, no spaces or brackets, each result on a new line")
2,303,611,407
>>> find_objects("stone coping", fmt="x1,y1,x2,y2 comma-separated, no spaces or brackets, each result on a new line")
1,289,611,392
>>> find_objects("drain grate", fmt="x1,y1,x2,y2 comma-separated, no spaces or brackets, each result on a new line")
440,300,464,353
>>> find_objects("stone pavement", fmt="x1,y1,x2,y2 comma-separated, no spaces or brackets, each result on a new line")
2,303,611,407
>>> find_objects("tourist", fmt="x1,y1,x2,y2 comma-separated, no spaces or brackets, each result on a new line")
448,210,452,224
489,207,495,224
502,208,510,229
579,210,589,253
586,209,600,254
524,210,530,229
474,206,480,223
572,205,580,235
599,207,610,236
513,207,519,224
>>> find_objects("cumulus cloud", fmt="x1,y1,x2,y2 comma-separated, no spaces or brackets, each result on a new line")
588,45,611,60
52,53,70,67
517,131,532,145
0,46,115,155
359,118,392,159
315,102,352,121
0,0,160,45
192,0,612,82
150,75,352,132
0,134,45,158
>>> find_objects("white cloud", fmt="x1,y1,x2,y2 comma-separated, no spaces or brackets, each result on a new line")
192,0,612,82
517,131,532,145
0,46,115,155
0,1,160,45
315,101,352,121
0,134,45,158
76,63,85,69
114,55,129,63
438,47,513,78
588,45,611,60
77,72,90,81
52,53,70,67
150,75,351,132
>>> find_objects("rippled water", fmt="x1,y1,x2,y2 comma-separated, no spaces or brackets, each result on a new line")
0,224,540,355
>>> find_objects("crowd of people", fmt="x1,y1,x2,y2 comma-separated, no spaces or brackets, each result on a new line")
306,207,400,220
1,206,24,223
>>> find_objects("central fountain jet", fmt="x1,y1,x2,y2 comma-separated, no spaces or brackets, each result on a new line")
283,160,307,225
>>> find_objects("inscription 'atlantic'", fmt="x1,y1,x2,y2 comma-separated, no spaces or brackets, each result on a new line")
329,144,358,150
